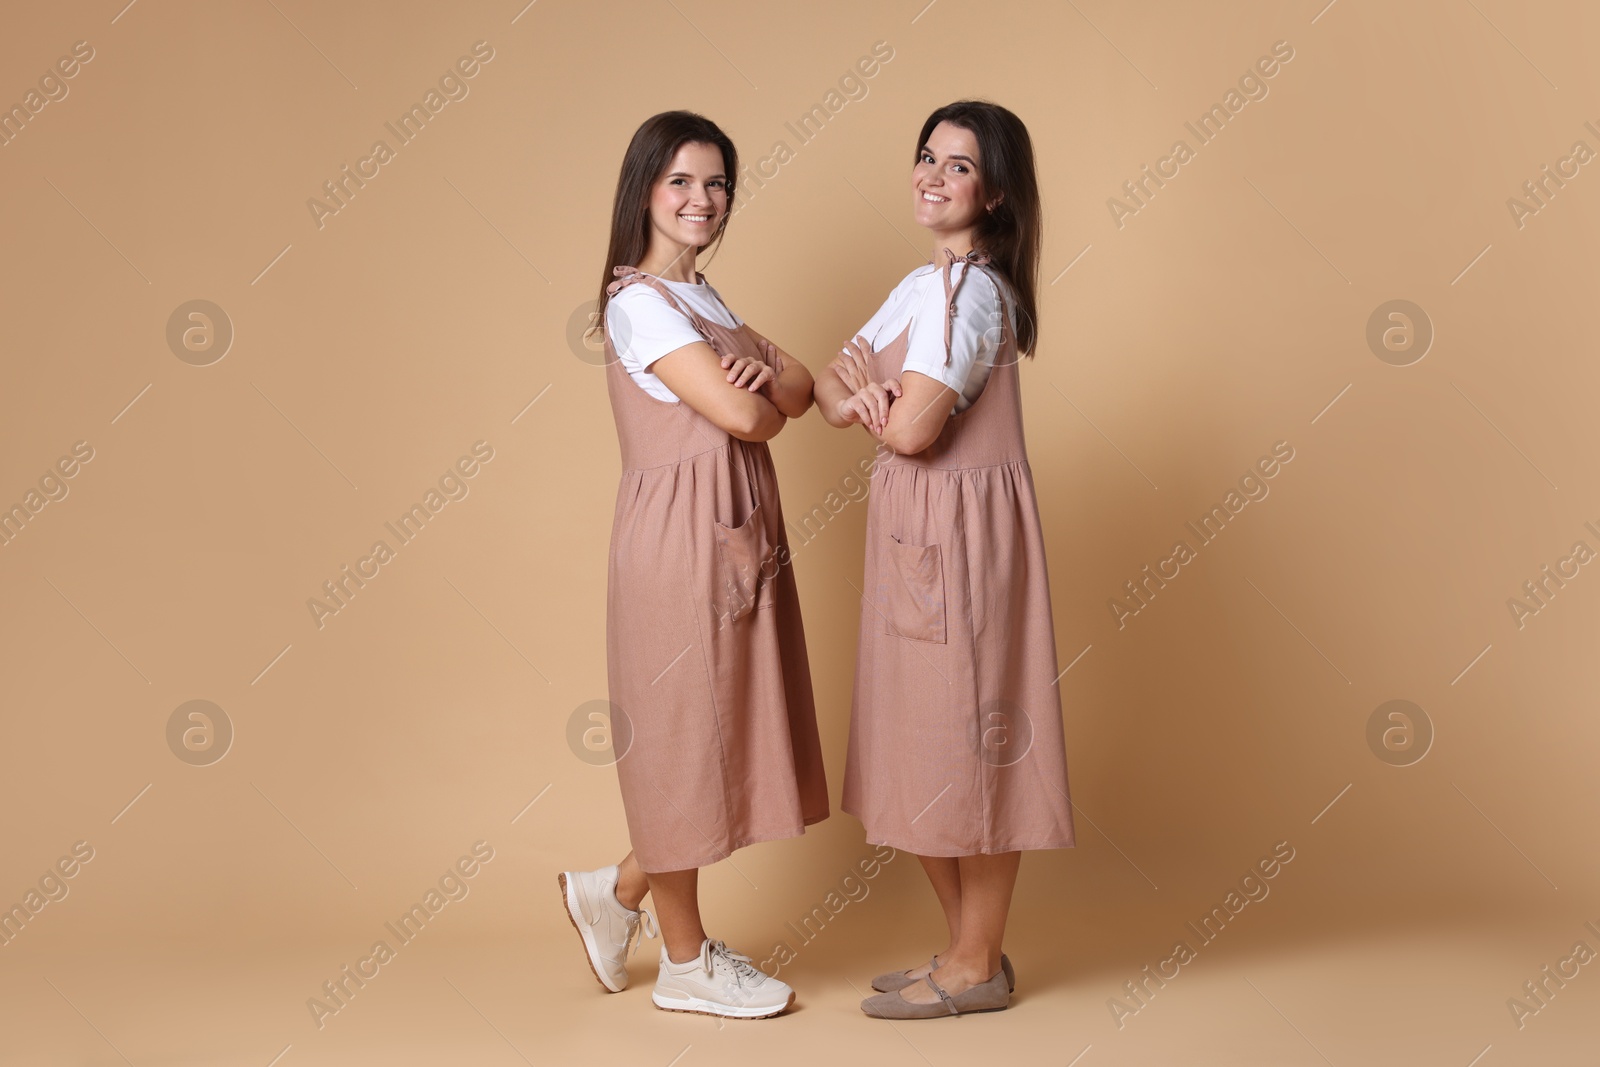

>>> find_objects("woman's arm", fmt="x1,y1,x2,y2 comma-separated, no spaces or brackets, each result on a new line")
875,371,958,454
832,365,958,454
814,365,857,429
815,335,878,429
733,325,813,419
650,341,787,442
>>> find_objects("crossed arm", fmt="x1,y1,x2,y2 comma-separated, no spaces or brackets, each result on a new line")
812,335,960,455
646,325,815,443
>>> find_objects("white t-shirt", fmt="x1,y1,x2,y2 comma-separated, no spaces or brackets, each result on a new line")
852,261,1016,414
606,275,744,403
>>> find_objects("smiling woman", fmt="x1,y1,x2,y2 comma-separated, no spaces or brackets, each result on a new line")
558,110,826,1022
810,99,1074,1021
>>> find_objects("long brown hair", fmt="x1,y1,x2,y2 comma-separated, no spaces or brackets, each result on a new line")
594,111,739,321
916,100,1042,356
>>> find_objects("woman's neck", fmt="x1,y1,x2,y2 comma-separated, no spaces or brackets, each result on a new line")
637,240,700,283
927,224,977,263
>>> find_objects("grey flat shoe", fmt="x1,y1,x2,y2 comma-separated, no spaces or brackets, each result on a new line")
861,966,1010,1019
870,953,1014,993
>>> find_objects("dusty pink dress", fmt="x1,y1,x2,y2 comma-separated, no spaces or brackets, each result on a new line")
601,265,829,873
841,250,1076,856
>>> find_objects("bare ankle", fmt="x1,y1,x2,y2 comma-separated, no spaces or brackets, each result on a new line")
937,951,999,980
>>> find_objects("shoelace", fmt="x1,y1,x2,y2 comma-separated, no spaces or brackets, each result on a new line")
702,939,763,987
624,906,660,959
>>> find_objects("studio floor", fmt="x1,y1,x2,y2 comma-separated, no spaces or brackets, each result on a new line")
8,894,1597,1066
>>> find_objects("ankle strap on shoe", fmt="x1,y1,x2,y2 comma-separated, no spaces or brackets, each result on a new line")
923,973,960,1015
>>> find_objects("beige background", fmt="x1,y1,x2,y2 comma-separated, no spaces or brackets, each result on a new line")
2,0,1598,1063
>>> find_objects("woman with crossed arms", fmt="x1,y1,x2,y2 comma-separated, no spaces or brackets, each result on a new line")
815,99,1077,1020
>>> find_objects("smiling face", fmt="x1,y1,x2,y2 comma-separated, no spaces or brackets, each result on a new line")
912,120,993,236
648,141,729,252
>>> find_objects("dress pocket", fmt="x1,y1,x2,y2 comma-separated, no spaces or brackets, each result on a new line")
713,501,776,625
880,533,947,643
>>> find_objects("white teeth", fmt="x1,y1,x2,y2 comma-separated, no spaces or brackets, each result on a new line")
680,214,711,222
921,191,948,203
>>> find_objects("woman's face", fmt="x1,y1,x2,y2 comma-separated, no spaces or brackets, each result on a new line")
911,120,989,232
648,141,729,250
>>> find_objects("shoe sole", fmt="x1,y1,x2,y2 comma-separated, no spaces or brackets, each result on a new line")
557,872,625,993
863,1002,1010,1019
651,989,796,1020
871,963,1015,994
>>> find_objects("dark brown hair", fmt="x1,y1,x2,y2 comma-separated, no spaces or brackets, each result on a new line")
594,111,738,320
916,100,1042,356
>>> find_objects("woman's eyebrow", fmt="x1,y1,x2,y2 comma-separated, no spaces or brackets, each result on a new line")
918,147,976,165
665,171,727,180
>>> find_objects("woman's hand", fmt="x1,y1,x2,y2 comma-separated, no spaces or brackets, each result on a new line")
829,334,876,394
839,377,902,437
755,338,786,376
720,352,777,391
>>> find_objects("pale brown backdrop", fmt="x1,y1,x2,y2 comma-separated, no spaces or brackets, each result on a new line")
2,0,1598,1064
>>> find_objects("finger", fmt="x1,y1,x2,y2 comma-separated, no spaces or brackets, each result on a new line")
862,384,883,429
850,394,872,431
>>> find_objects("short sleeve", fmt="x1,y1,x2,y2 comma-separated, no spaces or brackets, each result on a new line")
700,282,745,328
852,302,891,351
852,270,918,350
901,263,1007,397
607,285,708,375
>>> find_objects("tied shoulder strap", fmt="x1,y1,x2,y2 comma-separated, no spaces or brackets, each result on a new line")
606,265,721,352
935,247,1008,368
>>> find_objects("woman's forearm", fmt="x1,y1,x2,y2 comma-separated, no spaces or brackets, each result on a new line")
813,367,859,428
728,389,788,442
762,359,814,419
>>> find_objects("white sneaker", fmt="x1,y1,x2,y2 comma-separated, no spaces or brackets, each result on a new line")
652,938,795,1019
558,865,658,992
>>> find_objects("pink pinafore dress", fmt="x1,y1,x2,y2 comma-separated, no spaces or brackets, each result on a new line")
601,265,829,873
841,249,1077,856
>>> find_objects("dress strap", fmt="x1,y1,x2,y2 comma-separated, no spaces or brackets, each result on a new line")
607,265,718,347
935,247,1007,367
